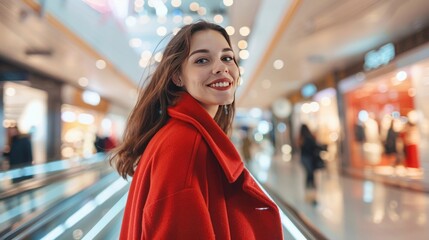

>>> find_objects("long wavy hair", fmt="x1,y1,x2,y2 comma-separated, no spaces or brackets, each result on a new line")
110,20,240,178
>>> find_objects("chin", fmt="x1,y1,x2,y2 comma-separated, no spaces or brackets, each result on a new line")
222,99,234,105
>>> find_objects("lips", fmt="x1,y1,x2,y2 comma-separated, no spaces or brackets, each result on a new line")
207,78,233,90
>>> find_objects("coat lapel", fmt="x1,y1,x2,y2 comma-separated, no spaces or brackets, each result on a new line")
168,93,244,183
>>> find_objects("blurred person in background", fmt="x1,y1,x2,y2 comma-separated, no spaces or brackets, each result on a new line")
298,123,322,205
94,134,105,153
94,134,117,153
109,21,283,239
3,125,33,183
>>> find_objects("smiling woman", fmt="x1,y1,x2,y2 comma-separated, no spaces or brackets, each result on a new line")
109,20,283,239
177,29,239,116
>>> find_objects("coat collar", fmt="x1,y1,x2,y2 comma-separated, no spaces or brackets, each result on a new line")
168,92,244,183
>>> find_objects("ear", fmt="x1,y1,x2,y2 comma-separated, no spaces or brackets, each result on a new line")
172,75,183,87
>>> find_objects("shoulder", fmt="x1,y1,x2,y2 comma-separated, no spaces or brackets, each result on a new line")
152,119,206,153
144,118,209,180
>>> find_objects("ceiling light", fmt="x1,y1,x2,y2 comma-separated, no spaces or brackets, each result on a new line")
125,16,137,27
189,2,199,11
301,103,311,114
141,50,152,60
173,15,182,23
171,0,181,8
225,26,235,35
78,77,89,87
129,38,142,48
156,26,167,36
223,0,233,7
310,102,320,112
213,14,224,24
96,60,106,69
183,16,193,24
154,52,163,62
238,40,247,49
239,26,250,36
273,59,284,69
239,50,249,60
139,58,150,68
198,7,207,15
396,71,407,81
173,27,181,35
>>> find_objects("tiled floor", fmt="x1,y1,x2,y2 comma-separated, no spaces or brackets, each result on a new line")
247,150,429,240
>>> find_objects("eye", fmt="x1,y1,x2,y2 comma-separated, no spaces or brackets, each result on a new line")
195,58,209,64
222,55,235,62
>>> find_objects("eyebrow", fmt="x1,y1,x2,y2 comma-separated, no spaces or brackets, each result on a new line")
189,48,233,57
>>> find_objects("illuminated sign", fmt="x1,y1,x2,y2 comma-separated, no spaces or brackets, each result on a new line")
364,43,395,71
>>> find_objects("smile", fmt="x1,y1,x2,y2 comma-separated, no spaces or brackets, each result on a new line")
207,79,233,90
209,82,230,87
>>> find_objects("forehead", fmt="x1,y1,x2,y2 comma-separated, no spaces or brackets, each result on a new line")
189,30,230,51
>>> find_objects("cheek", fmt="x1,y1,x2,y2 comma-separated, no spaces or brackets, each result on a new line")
230,66,240,80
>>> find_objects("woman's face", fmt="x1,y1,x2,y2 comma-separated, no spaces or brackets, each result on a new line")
180,29,239,117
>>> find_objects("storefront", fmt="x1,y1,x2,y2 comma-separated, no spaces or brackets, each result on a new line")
339,42,429,185
2,81,48,165
61,85,126,159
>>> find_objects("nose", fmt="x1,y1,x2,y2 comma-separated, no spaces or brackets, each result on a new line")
212,60,229,75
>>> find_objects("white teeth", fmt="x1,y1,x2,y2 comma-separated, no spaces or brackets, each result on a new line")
210,82,230,87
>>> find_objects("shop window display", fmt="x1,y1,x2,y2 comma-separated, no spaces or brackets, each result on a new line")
344,70,422,177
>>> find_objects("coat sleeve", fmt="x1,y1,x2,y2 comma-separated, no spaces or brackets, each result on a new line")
143,188,216,240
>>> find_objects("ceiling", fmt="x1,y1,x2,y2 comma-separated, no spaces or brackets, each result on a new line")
237,0,429,108
1,0,429,114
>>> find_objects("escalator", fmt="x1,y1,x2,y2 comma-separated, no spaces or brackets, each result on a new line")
0,154,326,240
0,154,129,240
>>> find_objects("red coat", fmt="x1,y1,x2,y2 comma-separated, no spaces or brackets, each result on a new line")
120,93,283,239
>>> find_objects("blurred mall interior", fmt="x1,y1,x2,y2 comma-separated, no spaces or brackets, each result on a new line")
1,0,429,239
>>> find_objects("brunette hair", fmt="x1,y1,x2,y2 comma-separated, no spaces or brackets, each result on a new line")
110,20,239,178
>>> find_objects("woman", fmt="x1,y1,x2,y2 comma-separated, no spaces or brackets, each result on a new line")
4,126,33,183
298,124,321,203
110,21,283,239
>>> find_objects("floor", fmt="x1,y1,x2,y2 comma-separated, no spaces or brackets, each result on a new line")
247,148,429,240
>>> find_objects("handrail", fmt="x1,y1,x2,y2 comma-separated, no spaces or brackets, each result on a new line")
0,171,121,240
261,183,328,240
0,154,108,199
